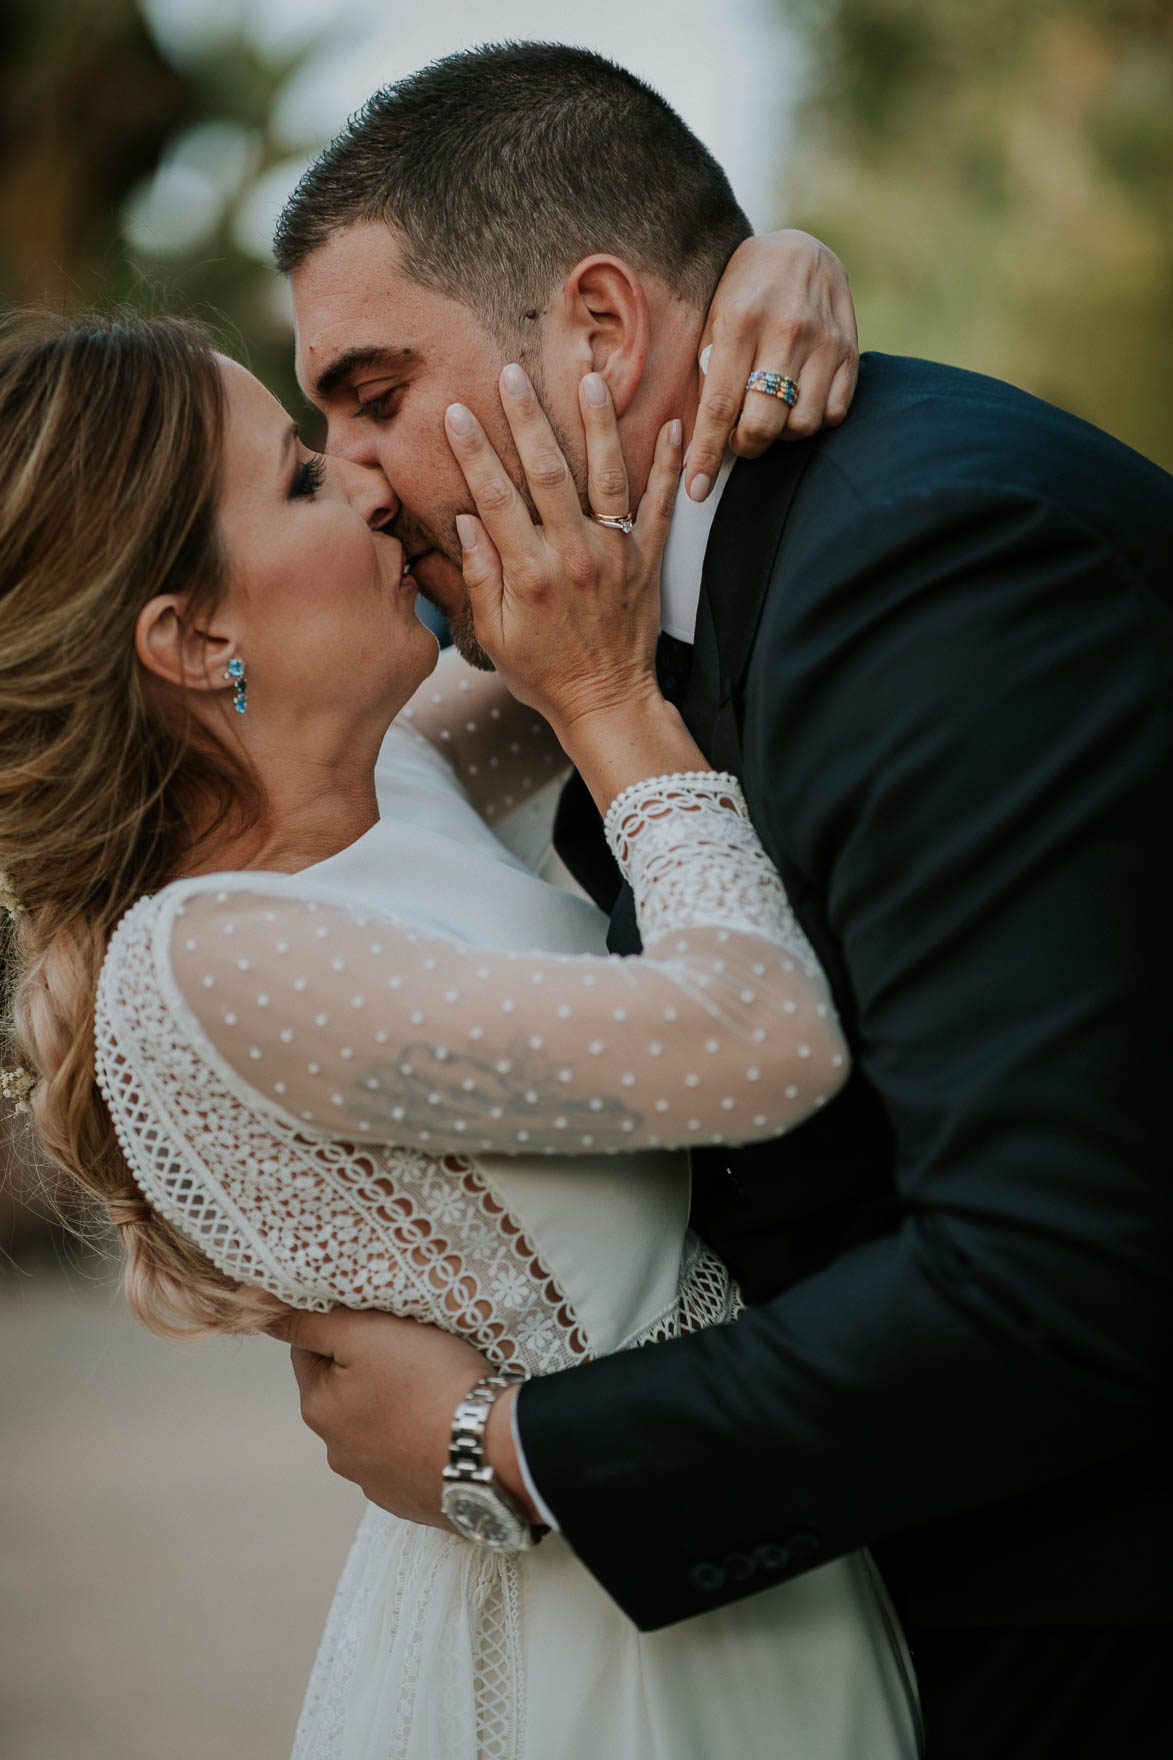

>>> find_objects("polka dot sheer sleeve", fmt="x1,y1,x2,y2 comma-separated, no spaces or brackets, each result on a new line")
156,773,847,1158
397,647,569,827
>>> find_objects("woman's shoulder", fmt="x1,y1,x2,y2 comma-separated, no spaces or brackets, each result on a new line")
100,888,172,999
95,886,209,1126
99,874,307,1028
100,869,427,1020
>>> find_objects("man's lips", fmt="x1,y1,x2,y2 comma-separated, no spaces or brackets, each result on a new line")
398,545,466,613
401,545,438,594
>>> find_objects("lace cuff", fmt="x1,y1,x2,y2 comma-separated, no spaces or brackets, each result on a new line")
604,772,821,975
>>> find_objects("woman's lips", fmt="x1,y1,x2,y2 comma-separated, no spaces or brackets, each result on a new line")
401,548,432,595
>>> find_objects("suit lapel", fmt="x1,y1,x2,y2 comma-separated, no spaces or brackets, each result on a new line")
681,445,812,764
684,441,862,1023
563,445,811,955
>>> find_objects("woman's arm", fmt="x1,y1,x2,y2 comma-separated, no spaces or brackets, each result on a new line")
398,647,569,828
687,229,859,499
169,775,846,1159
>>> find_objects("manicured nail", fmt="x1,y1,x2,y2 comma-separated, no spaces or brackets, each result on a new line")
698,344,712,376
502,363,529,396
455,514,478,552
583,372,608,406
446,403,473,435
688,472,712,502
668,419,683,447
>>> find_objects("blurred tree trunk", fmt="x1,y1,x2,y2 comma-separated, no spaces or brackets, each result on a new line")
0,0,195,306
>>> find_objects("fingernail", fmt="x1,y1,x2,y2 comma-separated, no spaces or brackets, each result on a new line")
583,372,608,406
502,363,529,396
698,344,712,377
668,419,683,448
688,472,712,502
455,514,478,552
446,403,473,435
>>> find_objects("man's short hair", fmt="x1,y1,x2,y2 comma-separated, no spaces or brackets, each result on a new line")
273,42,752,341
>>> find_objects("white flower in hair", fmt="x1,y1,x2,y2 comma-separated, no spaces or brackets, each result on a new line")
1,1066,36,1114
0,868,25,920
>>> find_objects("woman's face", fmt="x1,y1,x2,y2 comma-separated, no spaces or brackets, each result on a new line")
212,358,438,742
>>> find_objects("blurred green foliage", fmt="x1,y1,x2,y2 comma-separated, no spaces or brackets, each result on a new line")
782,0,1173,468
0,0,1168,470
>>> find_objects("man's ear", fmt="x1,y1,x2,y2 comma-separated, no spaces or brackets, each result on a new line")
556,255,650,415
135,595,235,696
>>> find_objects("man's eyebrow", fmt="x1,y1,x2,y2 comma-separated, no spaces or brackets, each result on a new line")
313,345,411,401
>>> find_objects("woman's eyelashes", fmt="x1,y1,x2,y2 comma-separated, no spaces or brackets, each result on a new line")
290,453,326,499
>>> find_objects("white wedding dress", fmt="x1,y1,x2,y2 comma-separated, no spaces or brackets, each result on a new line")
95,696,920,1760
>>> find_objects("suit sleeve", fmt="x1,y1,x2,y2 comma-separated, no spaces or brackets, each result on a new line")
515,478,1173,1630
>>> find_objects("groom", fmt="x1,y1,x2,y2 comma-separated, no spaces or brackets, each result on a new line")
274,44,1173,1756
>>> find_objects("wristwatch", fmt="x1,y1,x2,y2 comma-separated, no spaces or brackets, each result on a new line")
440,1370,545,1552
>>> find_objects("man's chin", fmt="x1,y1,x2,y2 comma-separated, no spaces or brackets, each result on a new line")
413,554,495,672
441,603,496,672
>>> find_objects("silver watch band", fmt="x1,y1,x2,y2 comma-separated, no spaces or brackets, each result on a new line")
441,1370,545,1552
446,1371,525,1482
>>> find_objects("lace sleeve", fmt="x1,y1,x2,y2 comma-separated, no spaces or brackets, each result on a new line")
398,646,568,828
164,774,847,1156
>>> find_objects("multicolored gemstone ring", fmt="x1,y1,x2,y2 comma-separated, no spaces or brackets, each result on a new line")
746,369,799,407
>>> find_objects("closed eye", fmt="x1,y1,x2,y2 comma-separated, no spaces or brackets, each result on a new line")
355,387,401,423
290,454,326,499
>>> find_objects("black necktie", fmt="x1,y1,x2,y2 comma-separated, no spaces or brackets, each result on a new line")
553,630,697,934
655,630,694,705
597,631,697,955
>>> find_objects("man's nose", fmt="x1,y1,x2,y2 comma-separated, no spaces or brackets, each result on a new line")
331,448,398,530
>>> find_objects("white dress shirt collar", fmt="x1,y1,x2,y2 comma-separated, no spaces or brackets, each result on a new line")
658,452,736,643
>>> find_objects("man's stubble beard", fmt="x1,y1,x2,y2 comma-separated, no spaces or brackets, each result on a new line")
438,591,494,672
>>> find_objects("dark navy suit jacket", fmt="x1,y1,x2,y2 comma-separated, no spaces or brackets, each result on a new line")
526,356,1173,1731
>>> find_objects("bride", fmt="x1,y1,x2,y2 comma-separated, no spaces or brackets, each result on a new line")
0,295,917,1756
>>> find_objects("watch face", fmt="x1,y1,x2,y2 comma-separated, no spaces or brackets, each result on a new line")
442,1484,527,1552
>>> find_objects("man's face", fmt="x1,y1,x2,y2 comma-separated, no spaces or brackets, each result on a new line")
291,223,575,664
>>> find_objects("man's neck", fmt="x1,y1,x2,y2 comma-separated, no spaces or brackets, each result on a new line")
623,285,704,501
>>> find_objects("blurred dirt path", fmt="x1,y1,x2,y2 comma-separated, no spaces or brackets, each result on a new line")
1,1261,362,1759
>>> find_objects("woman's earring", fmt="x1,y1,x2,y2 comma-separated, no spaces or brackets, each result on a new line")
224,656,247,715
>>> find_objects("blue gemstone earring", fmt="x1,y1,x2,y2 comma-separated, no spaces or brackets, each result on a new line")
224,655,247,715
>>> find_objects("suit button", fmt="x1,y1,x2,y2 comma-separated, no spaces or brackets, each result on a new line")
724,1551,754,1581
754,1542,791,1572
784,1531,820,1562
688,1562,725,1593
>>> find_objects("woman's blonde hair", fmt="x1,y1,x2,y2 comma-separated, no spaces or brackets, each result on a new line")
0,312,282,1336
